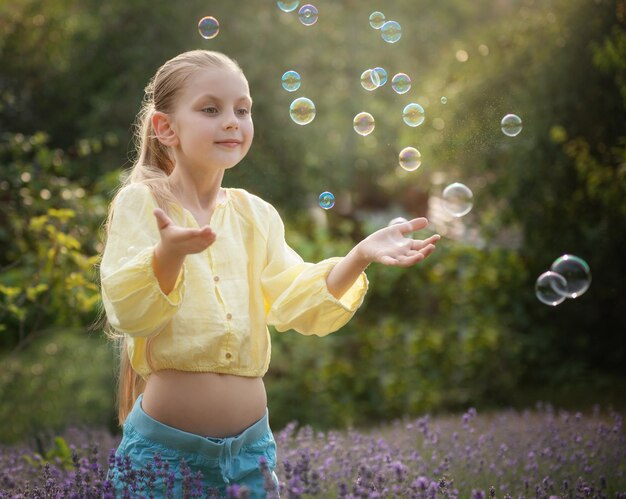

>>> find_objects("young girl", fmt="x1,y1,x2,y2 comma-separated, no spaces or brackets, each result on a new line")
100,49,440,497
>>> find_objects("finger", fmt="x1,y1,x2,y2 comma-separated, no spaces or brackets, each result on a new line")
411,234,441,250
419,244,437,259
400,217,429,235
153,208,172,230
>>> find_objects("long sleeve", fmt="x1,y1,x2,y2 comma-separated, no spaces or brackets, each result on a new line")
100,184,185,338
261,205,368,335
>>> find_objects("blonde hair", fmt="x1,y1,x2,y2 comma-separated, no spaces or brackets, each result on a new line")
102,50,246,425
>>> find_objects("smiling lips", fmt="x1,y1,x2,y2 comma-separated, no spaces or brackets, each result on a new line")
215,139,242,148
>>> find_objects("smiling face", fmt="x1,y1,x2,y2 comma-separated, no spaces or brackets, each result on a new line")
167,67,254,173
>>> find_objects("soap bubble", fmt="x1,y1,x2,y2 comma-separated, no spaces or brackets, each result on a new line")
289,97,316,125
298,4,318,26
369,11,385,29
398,147,422,172
501,114,523,137
402,103,425,127
550,254,591,298
319,191,335,209
535,271,568,306
373,67,388,86
281,71,301,92
391,73,411,94
198,17,220,39
388,217,409,226
277,0,299,13
360,69,381,91
441,96,448,104
381,20,401,43
443,182,473,217
353,112,375,136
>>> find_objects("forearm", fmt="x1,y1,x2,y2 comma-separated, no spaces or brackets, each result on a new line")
326,244,370,299
152,242,186,295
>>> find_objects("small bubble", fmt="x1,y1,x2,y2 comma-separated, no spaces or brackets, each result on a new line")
441,96,447,104
381,20,401,43
281,70,301,92
535,271,567,306
391,73,411,94
360,69,380,91
550,255,591,298
40,189,51,200
455,50,469,62
369,11,385,29
319,191,335,209
443,182,473,217
20,172,31,183
298,4,318,26
402,103,425,127
198,16,219,39
398,147,422,172
501,114,523,137
277,0,300,12
353,112,375,136
373,67,387,86
289,97,316,125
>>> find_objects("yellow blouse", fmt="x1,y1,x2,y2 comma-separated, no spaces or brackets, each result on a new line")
100,183,369,379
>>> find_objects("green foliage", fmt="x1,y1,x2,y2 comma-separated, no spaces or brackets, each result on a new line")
22,436,74,471
0,328,116,444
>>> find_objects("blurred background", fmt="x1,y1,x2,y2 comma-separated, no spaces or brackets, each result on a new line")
1,0,625,445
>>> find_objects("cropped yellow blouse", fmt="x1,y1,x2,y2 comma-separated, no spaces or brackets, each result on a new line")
100,183,369,379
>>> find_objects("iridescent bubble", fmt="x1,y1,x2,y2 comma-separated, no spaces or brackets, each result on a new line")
535,271,568,306
198,16,220,39
391,73,411,94
398,147,421,172
501,114,523,137
373,67,388,86
443,182,473,217
369,11,385,29
360,69,380,91
441,96,448,104
353,112,375,136
277,0,300,13
549,254,591,298
381,20,402,43
319,191,335,210
298,4,318,26
402,103,425,127
388,217,408,226
281,71,301,92
289,97,316,125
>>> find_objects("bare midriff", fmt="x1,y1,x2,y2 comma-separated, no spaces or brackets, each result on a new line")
141,370,267,438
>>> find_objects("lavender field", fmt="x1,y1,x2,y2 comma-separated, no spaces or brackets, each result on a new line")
1,404,624,498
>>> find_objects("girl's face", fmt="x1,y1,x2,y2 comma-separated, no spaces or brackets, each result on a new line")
168,67,254,173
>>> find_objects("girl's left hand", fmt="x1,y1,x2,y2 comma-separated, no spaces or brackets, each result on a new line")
358,217,440,267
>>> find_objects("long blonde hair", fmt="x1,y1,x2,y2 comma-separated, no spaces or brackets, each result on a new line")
103,50,246,425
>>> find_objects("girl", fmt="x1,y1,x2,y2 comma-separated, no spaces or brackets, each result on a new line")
100,49,440,498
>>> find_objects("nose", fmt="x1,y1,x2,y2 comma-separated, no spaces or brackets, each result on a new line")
223,110,239,130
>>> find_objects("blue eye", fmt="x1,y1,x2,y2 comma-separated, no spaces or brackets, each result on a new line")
202,107,219,114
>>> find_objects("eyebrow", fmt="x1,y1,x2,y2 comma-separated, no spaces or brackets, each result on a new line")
195,94,253,105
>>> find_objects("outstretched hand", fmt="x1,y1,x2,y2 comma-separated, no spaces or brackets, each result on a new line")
358,217,440,267
153,208,217,257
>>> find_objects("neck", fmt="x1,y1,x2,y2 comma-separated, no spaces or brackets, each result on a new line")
168,167,225,212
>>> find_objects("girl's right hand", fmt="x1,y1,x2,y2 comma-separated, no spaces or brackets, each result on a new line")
153,208,217,257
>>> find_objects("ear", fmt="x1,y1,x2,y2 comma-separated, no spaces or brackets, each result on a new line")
152,111,179,147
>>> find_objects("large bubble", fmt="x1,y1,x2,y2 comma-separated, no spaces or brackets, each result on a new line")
277,1,300,13
369,11,385,29
319,191,335,209
298,4,318,26
391,73,411,94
